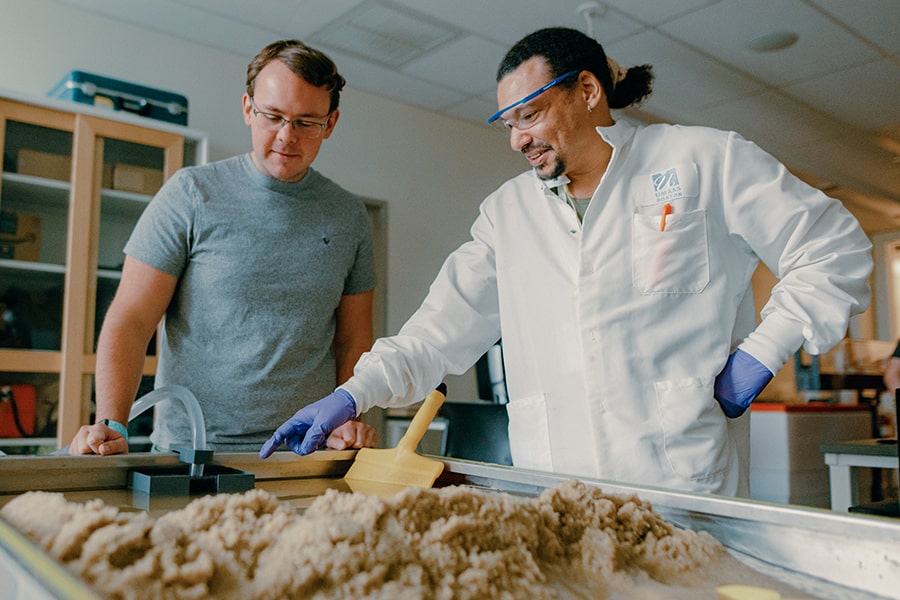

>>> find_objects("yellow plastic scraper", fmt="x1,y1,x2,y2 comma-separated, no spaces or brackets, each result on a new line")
344,383,447,495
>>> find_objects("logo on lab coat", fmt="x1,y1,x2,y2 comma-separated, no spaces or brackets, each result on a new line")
631,163,699,207
651,167,684,203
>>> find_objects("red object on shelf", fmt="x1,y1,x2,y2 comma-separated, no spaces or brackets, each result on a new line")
0,384,36,437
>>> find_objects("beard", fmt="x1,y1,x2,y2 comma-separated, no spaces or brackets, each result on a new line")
537,158,566,181
524,142,566,180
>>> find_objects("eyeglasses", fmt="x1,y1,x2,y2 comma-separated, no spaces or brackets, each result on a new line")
487,70,579,134
249,98,330,139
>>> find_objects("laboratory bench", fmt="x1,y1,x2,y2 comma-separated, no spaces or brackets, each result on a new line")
820,437,899,515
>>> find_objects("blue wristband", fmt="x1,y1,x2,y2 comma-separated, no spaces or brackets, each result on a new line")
99,418,129,441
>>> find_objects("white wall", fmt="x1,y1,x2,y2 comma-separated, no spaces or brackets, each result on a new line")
1,0,527,402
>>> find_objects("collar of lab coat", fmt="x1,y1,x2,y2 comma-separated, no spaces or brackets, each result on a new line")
540,174,570,193
595,117,637,147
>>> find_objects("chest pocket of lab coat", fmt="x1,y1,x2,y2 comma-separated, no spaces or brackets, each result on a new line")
632,208,709,294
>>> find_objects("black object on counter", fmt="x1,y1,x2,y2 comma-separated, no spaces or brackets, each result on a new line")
440,402,512,466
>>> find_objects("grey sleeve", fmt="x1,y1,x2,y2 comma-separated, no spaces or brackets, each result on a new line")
124,170,195,278
343,200,377,296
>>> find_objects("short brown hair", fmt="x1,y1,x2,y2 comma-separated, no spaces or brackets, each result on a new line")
246,40,346,112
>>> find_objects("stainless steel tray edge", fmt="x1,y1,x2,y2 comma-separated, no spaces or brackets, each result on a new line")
0,515,98,600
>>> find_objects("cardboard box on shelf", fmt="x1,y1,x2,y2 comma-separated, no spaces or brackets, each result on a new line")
16,149,72,182
112,164,163,195
0,209,42,262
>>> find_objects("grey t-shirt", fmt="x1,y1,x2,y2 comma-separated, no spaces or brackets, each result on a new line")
124,153,376,451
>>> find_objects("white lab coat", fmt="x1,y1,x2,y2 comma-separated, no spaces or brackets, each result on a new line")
343,120,872,495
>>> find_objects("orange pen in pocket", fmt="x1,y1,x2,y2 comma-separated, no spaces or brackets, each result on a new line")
659,203,673,232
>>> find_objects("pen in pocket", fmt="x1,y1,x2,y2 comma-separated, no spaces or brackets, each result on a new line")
659,203,673,232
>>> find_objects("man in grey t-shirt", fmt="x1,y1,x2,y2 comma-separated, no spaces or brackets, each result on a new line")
69,40,377,454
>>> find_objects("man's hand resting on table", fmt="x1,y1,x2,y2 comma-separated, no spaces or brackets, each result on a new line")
68,422,129,456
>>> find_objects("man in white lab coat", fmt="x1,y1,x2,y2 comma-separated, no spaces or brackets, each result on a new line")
261,27,872,496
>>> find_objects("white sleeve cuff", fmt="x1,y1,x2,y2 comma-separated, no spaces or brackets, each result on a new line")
739,311,806,375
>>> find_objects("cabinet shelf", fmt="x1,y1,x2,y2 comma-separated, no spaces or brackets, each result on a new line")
0,259,121,280
97,268,122,280
101,188,152,219
2,170,153,218
0,258,66,275
1,172,69,210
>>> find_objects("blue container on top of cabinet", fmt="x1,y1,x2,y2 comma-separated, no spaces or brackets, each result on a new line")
48,71,188,126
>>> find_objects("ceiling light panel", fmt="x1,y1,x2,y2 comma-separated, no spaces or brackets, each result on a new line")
309,0,461,67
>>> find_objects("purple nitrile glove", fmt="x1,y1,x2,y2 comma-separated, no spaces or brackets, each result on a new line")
259,389,357,458
714,349,774,418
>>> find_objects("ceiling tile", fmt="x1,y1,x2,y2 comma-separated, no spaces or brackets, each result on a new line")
602,0,722,25
307,1,462,67
387,0,642,46
53,0,280,58
810,0,900,54
326,48,468,111
401,35,508,97
659,0,881,86
181,0,366,38
783,58,900,132
606,29,764,117
689,90,842,151
571,4,649,45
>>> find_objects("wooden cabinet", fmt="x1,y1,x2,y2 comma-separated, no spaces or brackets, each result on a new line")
0,91,207,452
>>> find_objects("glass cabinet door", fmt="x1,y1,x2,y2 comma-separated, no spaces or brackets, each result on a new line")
94,137,169,353
0,103,74,453
1,118,72,350
86,134,177,449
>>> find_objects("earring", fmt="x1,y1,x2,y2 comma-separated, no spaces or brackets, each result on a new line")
587,104,593,113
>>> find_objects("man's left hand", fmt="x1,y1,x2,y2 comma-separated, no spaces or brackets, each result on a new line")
326,420,377,450
714,349,774,418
